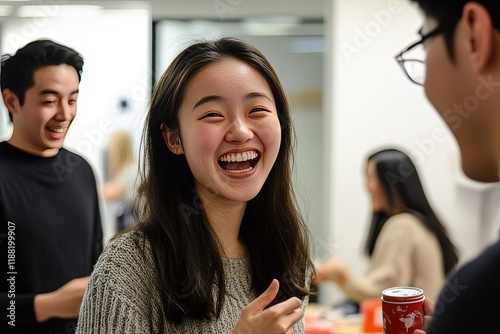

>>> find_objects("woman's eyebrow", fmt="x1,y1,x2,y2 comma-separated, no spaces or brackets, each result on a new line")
193,92,272,110
193,95,224,110
246,91,272,102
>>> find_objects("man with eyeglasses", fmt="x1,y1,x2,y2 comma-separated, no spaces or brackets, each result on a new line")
395,1,500,334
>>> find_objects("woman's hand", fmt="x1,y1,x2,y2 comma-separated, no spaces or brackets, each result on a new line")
315,258,349,285
232,279,303,334
413,297,435,334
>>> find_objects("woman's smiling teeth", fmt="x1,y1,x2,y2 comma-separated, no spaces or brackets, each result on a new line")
47,126,65,133
218,150,259,173
219,150,258,162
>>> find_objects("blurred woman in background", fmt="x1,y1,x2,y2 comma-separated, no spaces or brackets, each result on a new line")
102,130,137,231
316,148,458,307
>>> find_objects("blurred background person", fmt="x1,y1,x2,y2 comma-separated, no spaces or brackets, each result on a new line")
102,130,138,232
316,148,459,312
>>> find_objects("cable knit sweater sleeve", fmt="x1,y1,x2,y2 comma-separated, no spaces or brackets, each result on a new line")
340,213,445,302
76,232,161,334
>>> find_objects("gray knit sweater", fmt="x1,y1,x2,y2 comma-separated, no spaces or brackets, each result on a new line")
76,232,307,333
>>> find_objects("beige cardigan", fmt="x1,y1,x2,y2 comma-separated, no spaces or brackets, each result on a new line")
76,231,307,333
340,213,445,302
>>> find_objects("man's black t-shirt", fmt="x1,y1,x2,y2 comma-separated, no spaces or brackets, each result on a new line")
427,234,500,333
0,142,103,334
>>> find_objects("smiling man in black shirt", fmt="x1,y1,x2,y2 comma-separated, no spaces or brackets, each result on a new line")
0,40,103,334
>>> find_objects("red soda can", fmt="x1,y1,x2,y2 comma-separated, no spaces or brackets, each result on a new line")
381,286,425,334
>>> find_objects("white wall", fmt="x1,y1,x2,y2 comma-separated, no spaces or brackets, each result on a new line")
0,7,151,241
321,0,500,303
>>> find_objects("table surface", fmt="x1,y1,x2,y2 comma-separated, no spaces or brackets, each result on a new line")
305,303,383,334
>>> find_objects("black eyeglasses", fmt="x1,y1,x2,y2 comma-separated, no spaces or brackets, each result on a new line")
395,16,460,85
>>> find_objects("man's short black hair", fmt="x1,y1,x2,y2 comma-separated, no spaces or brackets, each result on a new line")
0,39,84,121
411,1,500,59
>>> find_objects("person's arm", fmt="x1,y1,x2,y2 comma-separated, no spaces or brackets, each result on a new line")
101,180,126,201
0,277,89,327
34,161,103,323
102,165,136,202
339,217,417,302
34,277,90,322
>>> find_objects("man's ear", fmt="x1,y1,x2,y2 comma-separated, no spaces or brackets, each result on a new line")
463,2,498,74
2,89,19,115
160,123,184,155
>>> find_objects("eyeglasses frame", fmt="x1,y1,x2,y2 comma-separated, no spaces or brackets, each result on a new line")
395,15,462,85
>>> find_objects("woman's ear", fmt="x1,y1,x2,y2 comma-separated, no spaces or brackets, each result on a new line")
160,123,184,155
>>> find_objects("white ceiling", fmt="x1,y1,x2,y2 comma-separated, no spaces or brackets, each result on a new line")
0,0,325,21
148,0,324,20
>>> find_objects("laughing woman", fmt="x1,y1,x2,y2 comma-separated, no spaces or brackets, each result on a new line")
76,37,315,334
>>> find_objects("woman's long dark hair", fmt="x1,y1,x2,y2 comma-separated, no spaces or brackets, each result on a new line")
364,148,459,275
127,37,314,324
